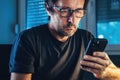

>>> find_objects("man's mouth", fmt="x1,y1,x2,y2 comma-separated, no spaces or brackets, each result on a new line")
63,22,76,31
65,26,74,30
64,26,75,33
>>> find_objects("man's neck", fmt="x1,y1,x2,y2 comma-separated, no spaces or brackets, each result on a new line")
49,28,69,42
48,23,69,42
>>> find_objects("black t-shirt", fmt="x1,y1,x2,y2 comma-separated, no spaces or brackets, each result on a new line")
10,24,98,80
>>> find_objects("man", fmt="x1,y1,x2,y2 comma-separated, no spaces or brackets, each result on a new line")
9,0,120,80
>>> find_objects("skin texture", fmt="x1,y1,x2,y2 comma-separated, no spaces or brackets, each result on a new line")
10,73,32,80
47,0,84,42
10,0,120,80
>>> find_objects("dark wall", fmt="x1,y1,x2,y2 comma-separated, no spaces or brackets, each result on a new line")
0,44,12,80
109,55,120,67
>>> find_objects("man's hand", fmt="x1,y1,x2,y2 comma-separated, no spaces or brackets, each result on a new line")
80,52,120,80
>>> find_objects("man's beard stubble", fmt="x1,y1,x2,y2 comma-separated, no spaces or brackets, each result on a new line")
56,22,77,37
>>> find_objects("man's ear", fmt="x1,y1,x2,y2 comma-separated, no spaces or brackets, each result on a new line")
45,2,54,16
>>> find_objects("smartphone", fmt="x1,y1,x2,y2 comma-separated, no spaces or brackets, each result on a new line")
83,38,108,57
81,38,108,68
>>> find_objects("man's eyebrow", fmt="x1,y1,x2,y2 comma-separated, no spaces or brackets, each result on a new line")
54,5,70,8
55,5,84,9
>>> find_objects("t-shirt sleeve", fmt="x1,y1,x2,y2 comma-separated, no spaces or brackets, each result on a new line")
9,31,36,73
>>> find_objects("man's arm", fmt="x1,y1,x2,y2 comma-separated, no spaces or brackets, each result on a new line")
100,63,120,80
10,73,32,80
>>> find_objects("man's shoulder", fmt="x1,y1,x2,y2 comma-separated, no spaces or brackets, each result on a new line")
17,24,49,39
22,24,48,34
75,29,94,46
77,29,91,33
27,24,48,32
76,29,93,37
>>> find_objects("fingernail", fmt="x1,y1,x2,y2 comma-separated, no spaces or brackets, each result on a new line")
84,55,88,59
93,52,96,55
80,61,82,63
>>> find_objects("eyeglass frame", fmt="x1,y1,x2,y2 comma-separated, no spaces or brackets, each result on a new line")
53,5,86,18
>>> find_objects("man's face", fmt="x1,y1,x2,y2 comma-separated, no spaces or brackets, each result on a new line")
48,0,85,37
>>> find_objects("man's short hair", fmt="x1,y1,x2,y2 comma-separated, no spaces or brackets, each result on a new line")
45,0,89,9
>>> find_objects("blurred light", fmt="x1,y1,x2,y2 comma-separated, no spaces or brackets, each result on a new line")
98,34,104,39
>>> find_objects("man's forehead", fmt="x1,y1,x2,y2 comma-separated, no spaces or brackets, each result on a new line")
55,0,85,8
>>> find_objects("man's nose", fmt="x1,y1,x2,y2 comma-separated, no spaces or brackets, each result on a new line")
67,13,75,23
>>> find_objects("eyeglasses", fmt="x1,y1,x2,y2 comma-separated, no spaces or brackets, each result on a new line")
53,6,86,18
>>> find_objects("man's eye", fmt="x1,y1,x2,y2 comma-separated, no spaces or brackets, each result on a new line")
76,10,82,13
60,9,69,12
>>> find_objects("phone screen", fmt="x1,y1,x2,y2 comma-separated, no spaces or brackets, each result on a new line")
84,38,108,56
